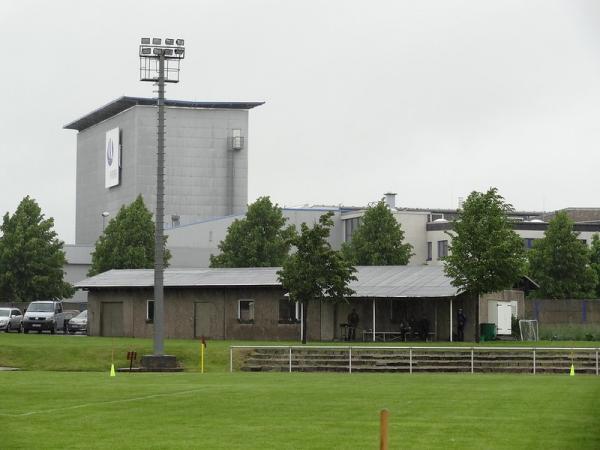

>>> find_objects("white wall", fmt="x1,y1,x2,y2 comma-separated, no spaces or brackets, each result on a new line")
393,211,429,265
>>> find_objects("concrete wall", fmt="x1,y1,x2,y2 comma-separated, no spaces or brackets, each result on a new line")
425,229,450,265
76,107,139,244
76,105,249,245
165,208,344,268
394,211,429,265
525,298,600,325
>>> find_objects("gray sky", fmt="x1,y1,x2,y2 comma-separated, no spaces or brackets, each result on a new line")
1,0,600,243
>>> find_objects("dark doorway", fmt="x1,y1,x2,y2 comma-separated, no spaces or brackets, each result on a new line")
100,302,123,336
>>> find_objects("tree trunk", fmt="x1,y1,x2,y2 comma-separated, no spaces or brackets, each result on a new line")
302,300,308,344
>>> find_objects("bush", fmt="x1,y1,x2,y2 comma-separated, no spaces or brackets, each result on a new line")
538,324,600,341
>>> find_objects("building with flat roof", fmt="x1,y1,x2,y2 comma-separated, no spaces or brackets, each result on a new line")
64,96,264,245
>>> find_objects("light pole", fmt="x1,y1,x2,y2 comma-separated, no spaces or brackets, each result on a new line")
101,211,110,231
139,38,185,362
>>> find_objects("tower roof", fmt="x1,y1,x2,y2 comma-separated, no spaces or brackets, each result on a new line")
64,96,265,131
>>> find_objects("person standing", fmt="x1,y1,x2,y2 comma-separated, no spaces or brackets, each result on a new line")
347,308,359,341
457,308,466,341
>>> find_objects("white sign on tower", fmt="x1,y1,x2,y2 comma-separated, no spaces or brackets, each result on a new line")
105,128,120,188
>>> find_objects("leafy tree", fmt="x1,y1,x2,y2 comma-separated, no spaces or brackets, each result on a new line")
278,212,356,344
210,197,295,268
0,196,74,301
528,212,597,299
88,195,170,276
444,188,526,340
342,200,413,265
591,234,600,297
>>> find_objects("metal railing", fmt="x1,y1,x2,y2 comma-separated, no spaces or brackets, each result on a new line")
230,345,600,375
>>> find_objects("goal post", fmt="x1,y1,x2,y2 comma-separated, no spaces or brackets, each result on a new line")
519,319,539,341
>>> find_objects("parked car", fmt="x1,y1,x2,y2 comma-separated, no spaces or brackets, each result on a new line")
0,308,23,333
23,301,65,334
67,310,87,334
63,310,80,331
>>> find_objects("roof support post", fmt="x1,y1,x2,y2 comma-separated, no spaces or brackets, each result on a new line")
449,297,453,342
372,298,376,342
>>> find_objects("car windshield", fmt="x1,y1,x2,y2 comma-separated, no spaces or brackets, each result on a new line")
74,310,87,319
28,303,54,312
0,310,9,317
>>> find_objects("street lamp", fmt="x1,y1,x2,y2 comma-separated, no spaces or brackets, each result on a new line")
101,211,110,231
139,37,185,363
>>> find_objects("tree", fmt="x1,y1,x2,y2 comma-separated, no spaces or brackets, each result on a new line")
528,212,597,299
342,200,413,265
278,212,357,344
210,197,295,268
88,195,170,276
0,196,74,302
590,234,600,298
443,188,526,340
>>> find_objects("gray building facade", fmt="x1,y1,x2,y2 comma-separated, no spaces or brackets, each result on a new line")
65,97,263,245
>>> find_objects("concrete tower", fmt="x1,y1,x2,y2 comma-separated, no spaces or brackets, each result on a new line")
64,97,263,245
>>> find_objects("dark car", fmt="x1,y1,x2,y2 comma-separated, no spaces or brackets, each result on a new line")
67,310,87,334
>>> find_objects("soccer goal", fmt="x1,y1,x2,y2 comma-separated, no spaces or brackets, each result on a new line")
519,319,539,341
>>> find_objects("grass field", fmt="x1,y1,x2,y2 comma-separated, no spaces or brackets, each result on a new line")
1,371,599,449
2,333,599,373
1,335,599,449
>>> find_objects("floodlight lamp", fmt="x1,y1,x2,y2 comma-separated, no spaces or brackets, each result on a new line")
141,38,151,44
153,48,162,55
141,47,151,55
164,48,173,56
152,38,161,45
102,211,110,218
165,38,174,45
174,48,184,55
176,39,184,46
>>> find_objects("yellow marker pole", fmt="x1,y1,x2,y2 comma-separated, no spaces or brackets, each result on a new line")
200,342,205,374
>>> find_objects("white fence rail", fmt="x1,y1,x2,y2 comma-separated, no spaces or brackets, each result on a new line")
230,345,600,375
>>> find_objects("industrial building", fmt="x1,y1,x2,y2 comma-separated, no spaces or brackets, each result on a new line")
64,96,600,340
64,96,264,245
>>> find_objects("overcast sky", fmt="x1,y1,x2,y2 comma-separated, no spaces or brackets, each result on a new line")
1,0,599,243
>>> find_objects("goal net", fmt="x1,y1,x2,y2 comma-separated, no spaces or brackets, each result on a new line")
519,320,539,341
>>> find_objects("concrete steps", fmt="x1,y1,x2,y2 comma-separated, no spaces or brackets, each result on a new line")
240,347,599,374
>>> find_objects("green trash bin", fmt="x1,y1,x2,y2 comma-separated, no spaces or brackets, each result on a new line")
480,323,497,341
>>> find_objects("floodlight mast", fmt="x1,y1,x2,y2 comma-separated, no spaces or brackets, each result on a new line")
139,37,185,357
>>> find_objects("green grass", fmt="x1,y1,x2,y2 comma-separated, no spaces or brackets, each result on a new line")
1,333,600,372
0,371,598,449
539,324,600,341
1,335,599,448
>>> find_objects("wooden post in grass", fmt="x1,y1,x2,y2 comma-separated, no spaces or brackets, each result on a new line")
380,409,389,450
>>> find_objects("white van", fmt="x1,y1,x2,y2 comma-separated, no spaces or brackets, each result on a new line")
23,301,65,334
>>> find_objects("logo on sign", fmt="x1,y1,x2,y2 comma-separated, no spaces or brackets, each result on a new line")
106,139,114,166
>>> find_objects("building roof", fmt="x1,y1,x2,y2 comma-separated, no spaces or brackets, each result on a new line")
64,96,265,132
76,265,459,298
